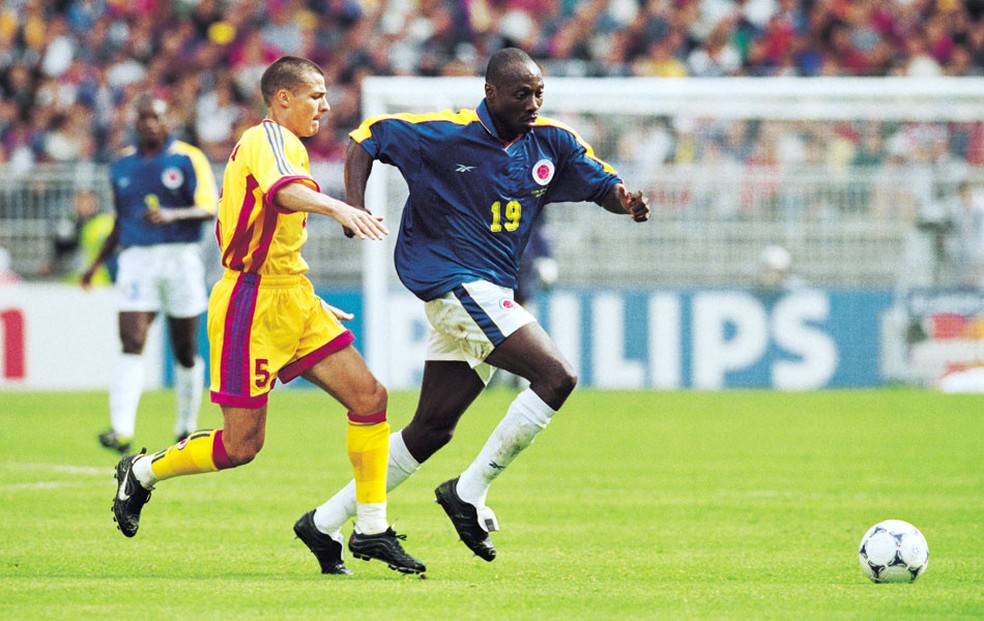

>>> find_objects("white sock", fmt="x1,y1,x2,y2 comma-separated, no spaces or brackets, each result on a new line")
314,431,421,536
387,430,422,486
456,388,556,508
314,481,356,537
132,453,158,488
355,502,387,535
173,356,203,436
110,353,144,438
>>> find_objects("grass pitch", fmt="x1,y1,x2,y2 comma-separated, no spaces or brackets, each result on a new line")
1,387,982,620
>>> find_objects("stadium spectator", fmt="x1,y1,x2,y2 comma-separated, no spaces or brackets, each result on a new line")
109,56,425,577
632,29,689,78
949,179,984,288
1,115,40,176
83,93,217,455
0,0,982,176
310,48,649,563
687,18,743,77
193,71,244,162
261,0,308,57
230,29,280,97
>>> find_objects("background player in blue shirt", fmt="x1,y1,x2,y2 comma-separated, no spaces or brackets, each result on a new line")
309,47,650,565
83,93,217,454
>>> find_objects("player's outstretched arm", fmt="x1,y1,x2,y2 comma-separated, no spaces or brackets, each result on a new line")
273,181,388,241
144,206,215,225
600,183,650,222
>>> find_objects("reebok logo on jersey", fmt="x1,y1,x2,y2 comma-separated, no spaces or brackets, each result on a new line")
532,159,555,186
455,163,476,173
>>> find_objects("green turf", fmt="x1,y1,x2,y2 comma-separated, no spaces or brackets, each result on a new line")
1,388,981,620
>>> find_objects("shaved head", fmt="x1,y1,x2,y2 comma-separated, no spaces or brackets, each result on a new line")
485,48,539,88
483,47,544,140
133,92,168,117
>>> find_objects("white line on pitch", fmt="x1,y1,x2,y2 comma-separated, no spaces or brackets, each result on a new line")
2,463,110,476
0,481,99,490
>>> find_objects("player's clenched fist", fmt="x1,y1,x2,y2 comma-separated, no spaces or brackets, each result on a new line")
616,184,650,222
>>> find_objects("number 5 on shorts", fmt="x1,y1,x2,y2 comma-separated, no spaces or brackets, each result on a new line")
254,359,271,388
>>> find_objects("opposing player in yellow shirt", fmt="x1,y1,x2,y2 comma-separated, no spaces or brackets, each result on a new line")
110,56,425,576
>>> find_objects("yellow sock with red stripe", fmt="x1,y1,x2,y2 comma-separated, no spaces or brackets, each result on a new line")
148,429,234,482
347,411,389,534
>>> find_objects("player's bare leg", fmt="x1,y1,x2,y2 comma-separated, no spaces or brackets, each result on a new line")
437,323,577,560
296,347,425,575
309,361,483,560
401,361,486,462
485,322,577,411
112,406,249,537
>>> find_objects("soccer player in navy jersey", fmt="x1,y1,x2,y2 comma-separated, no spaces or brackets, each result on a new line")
83,94,217,454
308,47,650,564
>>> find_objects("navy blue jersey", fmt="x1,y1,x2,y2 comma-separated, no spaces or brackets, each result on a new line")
351,100,620,301
109,137,217,247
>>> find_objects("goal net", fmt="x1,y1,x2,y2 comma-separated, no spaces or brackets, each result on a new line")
357,76,984,387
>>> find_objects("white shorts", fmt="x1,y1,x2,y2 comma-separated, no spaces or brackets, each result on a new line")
115,243,208,318
424,280,536,384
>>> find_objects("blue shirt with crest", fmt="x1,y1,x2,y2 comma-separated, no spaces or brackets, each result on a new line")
109,136,212,247
351,99,621,301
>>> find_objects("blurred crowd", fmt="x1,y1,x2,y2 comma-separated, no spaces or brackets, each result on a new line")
609,115,983,222
1,0,983,173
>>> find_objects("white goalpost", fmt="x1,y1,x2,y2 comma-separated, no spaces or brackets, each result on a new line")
358,76,984,388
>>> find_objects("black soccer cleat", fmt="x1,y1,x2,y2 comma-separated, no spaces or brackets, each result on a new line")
434,477,497,562
348,527,426,575
98,429,131,454
293,510,353,575
112,449,152,538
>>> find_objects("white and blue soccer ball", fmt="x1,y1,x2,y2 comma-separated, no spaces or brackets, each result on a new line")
858,519,929,583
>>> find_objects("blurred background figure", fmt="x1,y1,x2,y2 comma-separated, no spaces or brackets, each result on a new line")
757,244,804,293
84,93,218,455
0,246,21,285
515,215,558,307
949,180,984,289
44,187,116,284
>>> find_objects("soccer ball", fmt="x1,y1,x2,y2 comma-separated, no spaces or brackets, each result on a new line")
858,519,929,583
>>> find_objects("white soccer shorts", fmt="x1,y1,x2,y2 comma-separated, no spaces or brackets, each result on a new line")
115,243,208,318
424,280,536,384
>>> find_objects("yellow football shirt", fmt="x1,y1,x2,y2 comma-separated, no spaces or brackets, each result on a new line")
216,120,318,275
